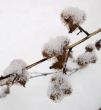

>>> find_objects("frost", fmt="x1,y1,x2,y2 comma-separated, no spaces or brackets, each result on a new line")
42,36,70,57
47,84,63,102
50,72,67,85
4,59,27,75
61,7,86,33
61,7,86,25
60,83,72,96
2,59,30,86
77,51,97,66
47,72,72,102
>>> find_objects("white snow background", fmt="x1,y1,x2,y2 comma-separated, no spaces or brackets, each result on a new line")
0,0,101,110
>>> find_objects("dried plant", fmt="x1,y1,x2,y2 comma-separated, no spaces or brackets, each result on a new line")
61,7,86,33
0,7,101,104
95,39,101,50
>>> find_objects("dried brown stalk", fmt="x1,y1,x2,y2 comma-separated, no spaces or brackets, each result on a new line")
63,48,72,74
49,45,69,69
63,16,90,35
66,28,101,49
25,28,101,70
25,57,51,70
0,28,101,82
78,25,90,36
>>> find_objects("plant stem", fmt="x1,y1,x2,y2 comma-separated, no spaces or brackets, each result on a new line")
25,28,101,70
63,48,72,74
29,67,81,79
78,25,90,36
66,28,101,49
25,57,51,70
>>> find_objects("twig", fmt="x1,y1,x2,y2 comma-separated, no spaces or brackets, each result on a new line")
0,28,101,82
63,48,72,74
29,67,81,79
25,57,51,70
66,28,101,49
25,28,101,70
78,25,90,36
29,72,53,79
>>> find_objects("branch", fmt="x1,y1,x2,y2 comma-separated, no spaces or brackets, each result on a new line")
25,57,51,70
25,28,101,70
30,72,54,79
66,28,101,49
78,25,90,36
29,67,81,79
63,48,72,74
0,28,101,84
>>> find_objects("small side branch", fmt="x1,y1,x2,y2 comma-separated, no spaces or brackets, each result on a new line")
66,28,101,49
78,25,90,36
29,67,81,79
63,48,72,74
30,72,54,79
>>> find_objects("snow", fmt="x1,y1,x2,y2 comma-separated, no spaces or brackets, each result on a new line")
50,71,69,85
61,7,86,24
3,59,30,86
3,59,27,75
47,83,63,102
0,0,101,110
77,51,97,66
47,72,72,102
42,36,69,57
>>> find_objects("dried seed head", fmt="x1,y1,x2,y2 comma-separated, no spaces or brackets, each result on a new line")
61,7,86,33
50,49,68,70
50,72,66,85
42,36,70,57
85,44,95,52
95,39,101,50
76,52,97,66
47,72,72,102
60,83,72,96
50,61,63,69
3,59,30,87
48,84,63,102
